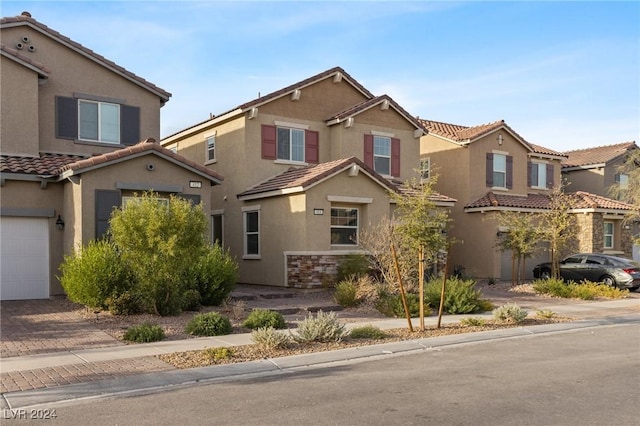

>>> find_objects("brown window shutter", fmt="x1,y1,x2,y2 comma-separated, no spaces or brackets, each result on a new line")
364,134,374,168
95,189,121,239
506,155,513,189
261,125,276,159
121,105,140,145
527,162,532,187
305,130,319,164
547,164,554,188
391,138,400,177
486,153,493,187
56,96,78,139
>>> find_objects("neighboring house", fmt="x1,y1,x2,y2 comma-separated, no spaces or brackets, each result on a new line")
418,119,635,280
0,12,222,300
562,141,640,260
162,67,455,288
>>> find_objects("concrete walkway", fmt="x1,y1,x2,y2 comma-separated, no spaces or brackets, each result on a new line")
1,297,638,410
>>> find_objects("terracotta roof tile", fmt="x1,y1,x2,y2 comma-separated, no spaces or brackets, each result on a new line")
561,141,638,168
529,143,566,157
1,153,87,175
392,182,457,204
237,157,396,199
1,13,170,102
465,191,634,212
0,42,50,75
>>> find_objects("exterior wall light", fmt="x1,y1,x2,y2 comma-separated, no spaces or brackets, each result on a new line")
56,215,65,230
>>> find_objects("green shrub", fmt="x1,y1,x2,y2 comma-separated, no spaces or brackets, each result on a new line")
533,279,628,300
333,279,360,307
475,299,495,312
336,254,371,282
349,325,387,339
532,278,572,298
59,239,134,309
182,289,202,311
251,327,293,350
123,322,165,343
375,293,430,318
424,277,487,314
106,290,143,315
243,309,286,330
295,311,347,343
493,303,528,323
185,312,233,336
535,309,557,319
203,347,234,361
188,245,238,306
459,317,486,327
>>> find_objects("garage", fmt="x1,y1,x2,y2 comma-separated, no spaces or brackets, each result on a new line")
0,217,50,300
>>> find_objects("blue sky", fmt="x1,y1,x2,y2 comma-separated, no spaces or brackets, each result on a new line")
3,1,639,152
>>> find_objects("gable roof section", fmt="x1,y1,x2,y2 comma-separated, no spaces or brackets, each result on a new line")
1,139,223,184
562,141,638,170
465,191,634,214
391,182,457,207
1,12,171,103
0,42,50,77
237,156,396,201
326,95,426,133
419,118,565,159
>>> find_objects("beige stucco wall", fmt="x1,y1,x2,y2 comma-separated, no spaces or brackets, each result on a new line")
2,26,162,156
563,168,604,195
0,57,41,156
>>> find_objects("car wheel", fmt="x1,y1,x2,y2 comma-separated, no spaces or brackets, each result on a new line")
540,270,551,280
600,275,616,287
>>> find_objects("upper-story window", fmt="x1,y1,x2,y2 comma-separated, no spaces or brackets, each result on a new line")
277,127,305,162
486,152,512,189
529,161,554,189
79,100,120,143
420,156,430,180
364,134,400,177
616,173,629,190
373,136,391,176
206,135,216,162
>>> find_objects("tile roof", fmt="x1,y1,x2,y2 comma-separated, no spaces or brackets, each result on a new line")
392,182,457,204
465,191,635,212
327,95,426,131
0,42,50,76
1,12,171,102
1,140,223,183
561,141,638,168
237,157,396,199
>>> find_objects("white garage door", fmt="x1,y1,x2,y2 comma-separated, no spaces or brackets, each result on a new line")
0,217,50,300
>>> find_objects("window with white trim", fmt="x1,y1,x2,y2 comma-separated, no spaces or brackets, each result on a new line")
244,210,260,256
604,222,614,249
373,136,391,175
331,207,358,245
493,153,507,188
206,135,216,162
420,157,430,180
618,174,629,190
79,100,120,143
277,127,305,162
531,162,547,188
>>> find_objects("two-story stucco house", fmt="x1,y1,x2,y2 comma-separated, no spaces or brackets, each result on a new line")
562,141,639,260
419,119,635,281
162,67,455,288
0,12,223,300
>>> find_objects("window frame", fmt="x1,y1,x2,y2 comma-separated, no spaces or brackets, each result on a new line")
277,127,305,163
420,157,430,181
530,161,547,189
373,135,391,176
206,135,216,163
243,206,261,258
492,153,507,189
78,99,121,144
330,207,359,246
603,221,614,249
211,212,224,246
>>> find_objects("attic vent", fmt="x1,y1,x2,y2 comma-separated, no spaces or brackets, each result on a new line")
380,99,390,110
333,73,343,83
291,89,301,101
248,107,258,120
16,42,24,50
344,117,354,128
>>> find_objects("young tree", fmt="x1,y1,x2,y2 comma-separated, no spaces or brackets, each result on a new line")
609,149,640,244
538,184,577,279
496,212,541,284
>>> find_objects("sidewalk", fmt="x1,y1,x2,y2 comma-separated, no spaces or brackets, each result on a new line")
1,296,638,402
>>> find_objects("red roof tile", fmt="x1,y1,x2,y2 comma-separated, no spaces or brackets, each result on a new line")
1,13,171,102
465,191,634,212
0,42,50,76
1,153,86,175
561,141,638,168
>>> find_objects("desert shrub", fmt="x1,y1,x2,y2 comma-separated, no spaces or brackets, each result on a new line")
123,322,165,343
185,312,233,336
336,254,371,282
459,317,486,327
59,239,134,310
532,278,572,298
375,293,429,318
535,309,557,319
333,279,360,307
251,327,293,350
424,277,487,314
203,347,234,361
182,289,202,311
188,244,238,306
295,311,347,343
354,274,389,304
243,309,286,330
533,279,628,300
475,299,495,312
493,303,528,323
349,325,387,339
106,290,143,315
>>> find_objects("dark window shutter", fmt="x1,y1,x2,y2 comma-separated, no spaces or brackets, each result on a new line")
178,194,201,205
547,164,554,188
56,96,78,139
391,138,401,177
506,155,513,189
121,105,140,146
261,125,276,159
527,162,532,187
305,130,319,164
364,134,374,168
614,173,620,183
486,153,493,187
95,190,121,239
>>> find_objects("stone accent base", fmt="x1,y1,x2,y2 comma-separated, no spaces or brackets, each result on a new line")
285,251,359,289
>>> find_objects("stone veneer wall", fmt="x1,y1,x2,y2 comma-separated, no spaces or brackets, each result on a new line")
286,253,346,288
